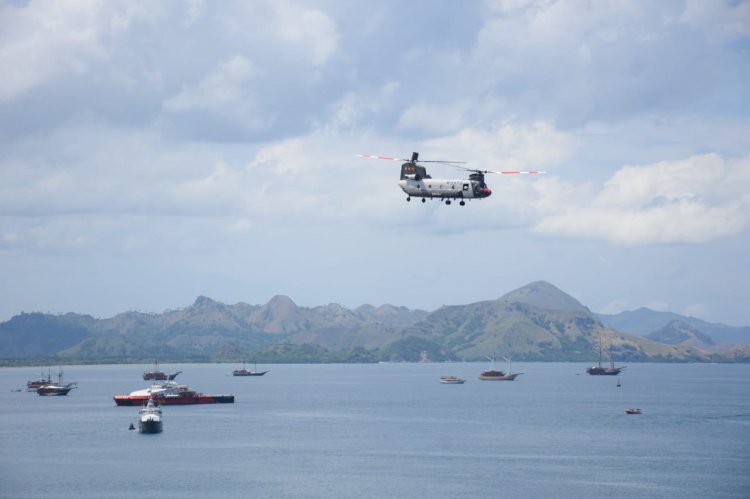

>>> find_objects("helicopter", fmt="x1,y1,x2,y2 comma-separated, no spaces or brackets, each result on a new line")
357,152,545,205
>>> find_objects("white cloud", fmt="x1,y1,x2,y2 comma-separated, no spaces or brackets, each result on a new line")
183,0,205,28
646,301,670,312
164,55,258,112
275,1,339,66
598,298,632,315
534,154,750,245
424,121,577,171
396,102,471,135
682,302,710,319
1,1,749,326
681,0,750,39
0,1,154,101
471,1,744,127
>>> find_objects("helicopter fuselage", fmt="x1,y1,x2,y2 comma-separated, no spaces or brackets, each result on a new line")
358,152,541,206
397,177,492,200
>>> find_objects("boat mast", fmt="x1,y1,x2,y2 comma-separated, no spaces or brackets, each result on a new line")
485,354,496,371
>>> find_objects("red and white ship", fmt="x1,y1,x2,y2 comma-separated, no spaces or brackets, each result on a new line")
114,380,234,406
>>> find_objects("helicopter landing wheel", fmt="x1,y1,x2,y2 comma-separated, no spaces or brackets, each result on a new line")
460,200,465,206
406,197,411,202
445,200,451,205
421,198,426,203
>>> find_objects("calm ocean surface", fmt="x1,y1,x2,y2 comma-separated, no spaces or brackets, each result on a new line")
1,362,748,498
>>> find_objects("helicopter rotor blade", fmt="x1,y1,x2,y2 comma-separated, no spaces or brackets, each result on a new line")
357,154,543,173
488,169,546,175
418,160,467,164
356,154,404,161
356,154,466,165
450,164,546,175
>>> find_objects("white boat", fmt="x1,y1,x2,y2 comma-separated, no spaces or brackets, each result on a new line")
440,376,466,384
138,397,163,433
129,380,181,398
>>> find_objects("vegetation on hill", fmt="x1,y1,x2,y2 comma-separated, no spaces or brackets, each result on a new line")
1,282,747,365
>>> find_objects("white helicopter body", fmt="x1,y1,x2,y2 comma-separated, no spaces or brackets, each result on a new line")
359,152,543,206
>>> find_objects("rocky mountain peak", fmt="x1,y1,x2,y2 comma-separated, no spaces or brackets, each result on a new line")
193,295,218,307
498,280,589,313
647,319,715,346
265,295,297,309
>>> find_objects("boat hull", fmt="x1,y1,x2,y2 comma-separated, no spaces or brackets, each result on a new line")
143,371,182,381
586,367,625,375
139,419,163,433
233,371,268,376
114,394,234,406
37,388,74,396
37,383,76,396
479,372,521,381
440,376,466,384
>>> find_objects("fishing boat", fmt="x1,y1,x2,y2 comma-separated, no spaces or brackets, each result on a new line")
26,369,52,392
138,397,163,433
479,355,522,381
625,408,642,415
37,368,77,396
142,360,182,381
114,380,234,406
587,335,626,375
233,360,269,377
439,375,466,384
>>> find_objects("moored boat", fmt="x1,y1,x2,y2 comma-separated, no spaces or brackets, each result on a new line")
27,369,52,392
37,368,77,396
440,375,466,384
587,336,625,376
233,360,268,377
143,360,182,381
479,355,522,381
625,408,642,414
114,380,234,406
138,397,163,433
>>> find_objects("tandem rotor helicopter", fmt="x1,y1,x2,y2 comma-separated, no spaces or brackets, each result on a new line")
357,152,545,206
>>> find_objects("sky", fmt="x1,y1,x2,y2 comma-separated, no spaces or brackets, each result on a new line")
1,0,749,326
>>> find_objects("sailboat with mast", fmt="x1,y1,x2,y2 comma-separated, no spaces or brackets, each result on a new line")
142,359,182,381
36,367,77,396
27,368,52,392
479,355,522,381
233,360,269,377
587,334,625,375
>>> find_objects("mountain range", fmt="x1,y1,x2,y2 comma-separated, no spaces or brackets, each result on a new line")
1,281,748,364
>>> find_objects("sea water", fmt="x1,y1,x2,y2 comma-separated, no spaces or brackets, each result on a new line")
0,362,748,498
